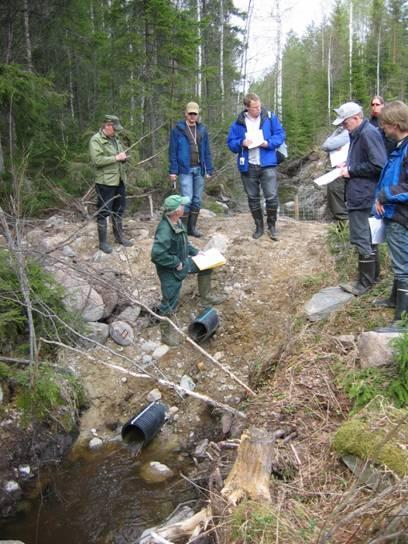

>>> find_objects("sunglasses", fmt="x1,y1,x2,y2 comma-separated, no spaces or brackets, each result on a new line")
371,103,381,106
187,112,198,116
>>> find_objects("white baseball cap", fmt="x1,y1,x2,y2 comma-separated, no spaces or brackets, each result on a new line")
332,102,363,125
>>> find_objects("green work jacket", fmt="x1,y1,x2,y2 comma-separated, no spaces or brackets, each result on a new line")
89,130,127,186
151,215,198,280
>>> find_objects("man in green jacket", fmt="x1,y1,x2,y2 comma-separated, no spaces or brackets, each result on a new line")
151,194,224,345
89,115,133,253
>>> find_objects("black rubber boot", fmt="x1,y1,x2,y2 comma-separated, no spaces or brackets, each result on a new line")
188,207,202,238
373,278,397,308
266,208,279,241
112,217,133,247
250,208,264,239
395,279,408,321
97,219,112,254
372,245,380,282
340,254,376,296
181,212,189,227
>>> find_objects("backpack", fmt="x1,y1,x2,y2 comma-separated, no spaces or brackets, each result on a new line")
268,111,288,164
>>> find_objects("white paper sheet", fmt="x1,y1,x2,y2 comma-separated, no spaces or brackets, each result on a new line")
245,129,265,149
313,168,342,187
329,143,349,167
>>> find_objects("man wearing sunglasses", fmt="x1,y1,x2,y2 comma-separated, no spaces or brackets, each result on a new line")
370,96,396,155
169,102,214,238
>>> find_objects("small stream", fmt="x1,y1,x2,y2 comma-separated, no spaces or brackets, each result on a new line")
0,437,196,544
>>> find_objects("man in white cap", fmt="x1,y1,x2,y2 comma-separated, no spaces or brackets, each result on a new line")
332,102,387,295
168,102,214,238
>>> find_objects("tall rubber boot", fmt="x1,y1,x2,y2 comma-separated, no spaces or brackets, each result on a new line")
188,207,202,238
395,279,408,321
112,217,133,247
340,254,376,296
266,208,279,241
250,208,264,239
198,273,226,307
372,245,380,282
181,212,189,227
97,219,112,254
160,320,180,346
373,278,397,308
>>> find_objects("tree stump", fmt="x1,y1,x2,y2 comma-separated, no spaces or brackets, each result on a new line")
221,426,274,505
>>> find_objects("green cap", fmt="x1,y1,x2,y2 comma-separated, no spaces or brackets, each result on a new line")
163,194,190,213
103,115,124,131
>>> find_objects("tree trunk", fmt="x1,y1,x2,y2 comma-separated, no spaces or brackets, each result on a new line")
219,0,225,120
348,0,353,99
22,0,33,72
274,0,283,120
236,0,253,111
376,23,381,94
196,0,202,99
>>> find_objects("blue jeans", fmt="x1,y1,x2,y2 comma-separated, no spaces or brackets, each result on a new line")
240,165,278,212
179,166,204,211
385,221,408,281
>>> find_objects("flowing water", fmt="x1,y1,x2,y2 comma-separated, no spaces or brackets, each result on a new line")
0,437,195,544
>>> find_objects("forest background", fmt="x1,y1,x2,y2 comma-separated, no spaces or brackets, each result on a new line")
0,0,407,216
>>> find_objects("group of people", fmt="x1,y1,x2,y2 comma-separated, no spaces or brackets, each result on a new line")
88,93,408,344
323,98,408,322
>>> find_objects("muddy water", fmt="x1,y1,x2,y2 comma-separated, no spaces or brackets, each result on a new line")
0,438,195,544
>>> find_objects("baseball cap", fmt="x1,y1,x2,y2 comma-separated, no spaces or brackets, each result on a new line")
103,115,124,131
332,102,363,125
185,102,200,114
163,195,191,213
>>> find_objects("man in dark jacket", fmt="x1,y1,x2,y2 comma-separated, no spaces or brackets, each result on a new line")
374,100,408,318
169,102,213,238
151,195,224,345
227,92,285,240
333,102,387,296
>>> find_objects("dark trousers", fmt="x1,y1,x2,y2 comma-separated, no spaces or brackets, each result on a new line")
157,260,210,316
327,177,348,221
348,208,372,257
241,165,278,212
95,181,126,221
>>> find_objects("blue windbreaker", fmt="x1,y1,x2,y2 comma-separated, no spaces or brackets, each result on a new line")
169,120,213,176
226,108,285,172
374,137,408,226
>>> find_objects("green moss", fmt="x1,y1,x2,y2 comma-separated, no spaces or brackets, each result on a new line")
333,406,408,477
203,199,226,215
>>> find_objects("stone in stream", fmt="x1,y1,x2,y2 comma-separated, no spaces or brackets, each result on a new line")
140,461,174,483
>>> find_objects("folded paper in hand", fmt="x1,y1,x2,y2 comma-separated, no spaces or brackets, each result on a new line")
192,248,226,271
313,167,342,186
245,129,264,149
369,217,385,245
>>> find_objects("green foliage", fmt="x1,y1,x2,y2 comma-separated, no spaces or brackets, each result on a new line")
341,368,391,412
0,249,84,355
231,499,317,543
4,362,86,430
389,328,408,406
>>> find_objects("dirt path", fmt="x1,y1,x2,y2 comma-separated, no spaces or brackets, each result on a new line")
64,212,333,448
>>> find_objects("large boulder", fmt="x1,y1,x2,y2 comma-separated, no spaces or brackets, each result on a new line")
358,329,403,368
52,268,104,322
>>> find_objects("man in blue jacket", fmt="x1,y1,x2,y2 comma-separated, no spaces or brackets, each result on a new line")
374,100,408,318
334,102,387,296
227,92,285,240
169,102,213,238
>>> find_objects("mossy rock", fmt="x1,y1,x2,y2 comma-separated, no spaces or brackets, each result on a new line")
203,199,226,215
332,399,408,477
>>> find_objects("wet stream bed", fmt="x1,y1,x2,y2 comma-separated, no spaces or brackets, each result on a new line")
0,437,197,544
